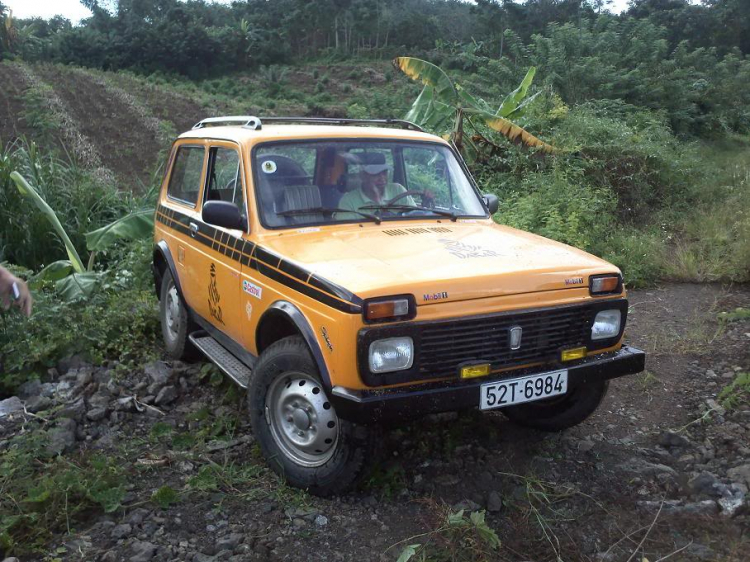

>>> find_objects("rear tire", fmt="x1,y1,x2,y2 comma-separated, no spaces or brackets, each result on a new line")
248,336,378,496
159,269,196,360
503,381,609,431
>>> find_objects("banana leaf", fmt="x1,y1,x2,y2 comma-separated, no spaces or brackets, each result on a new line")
30,260,75,289
497,67,536,117
393,57,457,103
85,209,154,252
55,272,102,301
466,108,556,153
10,171,85,273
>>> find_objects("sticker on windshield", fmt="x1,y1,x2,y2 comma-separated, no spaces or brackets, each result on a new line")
261,160,277,174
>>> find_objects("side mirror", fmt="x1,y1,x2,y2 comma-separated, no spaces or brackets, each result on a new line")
202,201,247,231
483,193,499,215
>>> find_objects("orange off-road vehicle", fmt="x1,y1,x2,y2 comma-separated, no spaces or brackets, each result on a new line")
152,116,645,495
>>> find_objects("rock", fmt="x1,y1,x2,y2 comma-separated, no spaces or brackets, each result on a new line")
487,490,503,513
129,540,157,562
99,551,117,562
0,396,24,418
16,379,42,399
89,392,111,410
87,407,109,422
727,464,750,488
578,439,596,452
57,355,89,375
452,499,481,512
689,472,723,497
718,488,745,517
637,499,718,515
659,431,691,449
619,460,679,478
144,362,172,386
126,508,151,526
25,395,52,413
60,397,86,422
216,534,243,550
116,397,138,412
154,386,178,406
111,523,133,539
47,418,77,455
2,557,21,562
314,515,329,527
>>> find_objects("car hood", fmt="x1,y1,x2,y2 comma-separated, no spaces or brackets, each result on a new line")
258,221,619,304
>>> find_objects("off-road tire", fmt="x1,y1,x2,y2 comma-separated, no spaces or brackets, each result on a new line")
502,380,609,431
159,269,197,360
248,336,378,496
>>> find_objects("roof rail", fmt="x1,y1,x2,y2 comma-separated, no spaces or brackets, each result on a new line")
192,116,262,130
260,117,424,132
191,116,424,132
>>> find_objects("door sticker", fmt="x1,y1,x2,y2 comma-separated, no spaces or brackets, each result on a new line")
245,302,253,321
208,263,225,325
243,280,263,299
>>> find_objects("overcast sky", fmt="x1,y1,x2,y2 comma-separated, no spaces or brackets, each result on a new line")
5,0,632,24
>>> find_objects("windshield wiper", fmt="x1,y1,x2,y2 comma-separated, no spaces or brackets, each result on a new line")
359,203,460,222
277,207,381,225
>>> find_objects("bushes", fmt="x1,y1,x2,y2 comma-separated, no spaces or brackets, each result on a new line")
0,240,159,397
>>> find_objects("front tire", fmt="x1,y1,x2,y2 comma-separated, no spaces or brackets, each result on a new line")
248,336,377,496
503,381,609,431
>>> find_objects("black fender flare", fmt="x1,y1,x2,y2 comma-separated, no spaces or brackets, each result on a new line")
152,241,185,302
260,300,332,390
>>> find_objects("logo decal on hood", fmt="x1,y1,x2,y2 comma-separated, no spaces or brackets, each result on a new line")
424,291,448,302
439,239,498,259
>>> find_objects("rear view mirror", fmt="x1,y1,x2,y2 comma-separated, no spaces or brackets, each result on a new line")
483,193,499,214
203,201,247,231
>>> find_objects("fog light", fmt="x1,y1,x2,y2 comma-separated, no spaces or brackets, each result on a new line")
561,347,587,361
591,310,621,340
369,337,414,373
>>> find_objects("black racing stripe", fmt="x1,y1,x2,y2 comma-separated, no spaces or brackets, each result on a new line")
309,275,363,305
157,204,362,313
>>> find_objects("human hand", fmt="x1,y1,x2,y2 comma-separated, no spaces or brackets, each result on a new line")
0,267,33,317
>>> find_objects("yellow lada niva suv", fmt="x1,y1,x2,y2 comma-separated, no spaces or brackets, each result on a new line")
152,116,645,495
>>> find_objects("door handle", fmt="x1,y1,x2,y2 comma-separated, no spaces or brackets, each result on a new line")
189,222,199,237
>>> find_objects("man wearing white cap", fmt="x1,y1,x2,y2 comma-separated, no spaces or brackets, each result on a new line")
336,152,414,219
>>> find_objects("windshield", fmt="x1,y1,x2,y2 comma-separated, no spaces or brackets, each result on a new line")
253,140,487,228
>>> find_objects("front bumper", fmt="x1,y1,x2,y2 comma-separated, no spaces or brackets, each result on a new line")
330,345,645,424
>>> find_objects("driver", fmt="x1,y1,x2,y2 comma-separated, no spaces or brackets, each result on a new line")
335,152,414,220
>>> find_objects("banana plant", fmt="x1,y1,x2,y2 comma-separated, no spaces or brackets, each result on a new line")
393,57,555,161
10,171,154,300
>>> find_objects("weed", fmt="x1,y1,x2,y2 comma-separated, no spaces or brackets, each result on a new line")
718,307,750,323
151,486,180,509
364,463,407,499
389,501,500,562
718,373,750,410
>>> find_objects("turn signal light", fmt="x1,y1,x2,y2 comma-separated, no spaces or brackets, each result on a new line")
460,363,491,379
590,274,621,295
364,297,414,322
561,347,587,362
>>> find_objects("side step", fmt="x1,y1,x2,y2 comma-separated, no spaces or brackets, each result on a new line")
189,333,251,389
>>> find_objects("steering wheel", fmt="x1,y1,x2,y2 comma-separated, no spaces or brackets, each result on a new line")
385,190,435,208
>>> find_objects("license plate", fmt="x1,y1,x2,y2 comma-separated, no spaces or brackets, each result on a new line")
480,370,568,411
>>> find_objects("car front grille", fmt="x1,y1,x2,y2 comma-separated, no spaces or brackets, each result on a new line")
417,305,592,378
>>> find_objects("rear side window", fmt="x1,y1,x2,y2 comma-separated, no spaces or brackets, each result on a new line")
167,146,205,206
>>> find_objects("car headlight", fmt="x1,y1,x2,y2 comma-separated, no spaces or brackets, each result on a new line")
369,337,414,373
591,309,621,340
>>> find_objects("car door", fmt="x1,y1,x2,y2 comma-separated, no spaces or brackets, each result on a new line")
188,143,247,344
159,141,208,318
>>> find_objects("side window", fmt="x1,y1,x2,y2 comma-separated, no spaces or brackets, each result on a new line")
167,146,205,206
205,147,244,214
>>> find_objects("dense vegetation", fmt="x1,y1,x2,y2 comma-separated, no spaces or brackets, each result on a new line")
0,0,748,391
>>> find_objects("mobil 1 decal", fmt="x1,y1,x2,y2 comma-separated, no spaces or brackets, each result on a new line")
208,263,225,325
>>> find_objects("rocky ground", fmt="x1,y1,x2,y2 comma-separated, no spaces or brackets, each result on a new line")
0,283,748,562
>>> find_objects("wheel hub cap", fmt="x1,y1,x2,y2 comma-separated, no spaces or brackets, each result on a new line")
266,373,339,467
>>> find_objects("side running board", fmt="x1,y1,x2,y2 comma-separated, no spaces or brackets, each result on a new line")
189,333,251,389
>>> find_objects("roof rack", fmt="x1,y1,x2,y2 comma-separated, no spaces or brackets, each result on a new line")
192,116,262,130
191,115,423,132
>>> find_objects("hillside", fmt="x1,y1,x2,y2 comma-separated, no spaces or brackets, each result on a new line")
0,60,419,191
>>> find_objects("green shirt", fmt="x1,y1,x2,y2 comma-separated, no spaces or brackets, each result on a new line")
335,183,415,220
